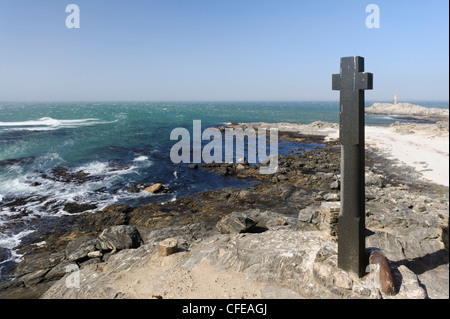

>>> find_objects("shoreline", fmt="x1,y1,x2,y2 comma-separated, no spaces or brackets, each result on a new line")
1,119,449,299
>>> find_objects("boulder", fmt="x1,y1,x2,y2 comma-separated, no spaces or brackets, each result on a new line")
298,206,321,227
144,183,164,194
96,225,144,252
216,212,258,234
323,193,340,202
0,247,9,263
63,202,97,214
330,180,340,190
368,250,395,296
127,185,140,193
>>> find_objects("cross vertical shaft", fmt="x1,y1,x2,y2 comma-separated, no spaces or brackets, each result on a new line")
332,56,373,277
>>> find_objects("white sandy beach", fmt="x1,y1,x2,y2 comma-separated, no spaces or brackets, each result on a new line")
327,123,449,187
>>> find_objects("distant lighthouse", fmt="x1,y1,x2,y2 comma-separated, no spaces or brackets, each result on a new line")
393,93,398,105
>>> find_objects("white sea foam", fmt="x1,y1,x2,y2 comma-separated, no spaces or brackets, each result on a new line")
0,230,35,250
133,156,149,162
3,127,60,132
0,117,118,131
0,230,35,265
0,156,157,258
76,161,109,175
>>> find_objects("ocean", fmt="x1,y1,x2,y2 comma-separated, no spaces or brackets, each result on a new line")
0,100,448,280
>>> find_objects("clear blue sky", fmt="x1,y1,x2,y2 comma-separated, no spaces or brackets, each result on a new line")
0,0,448,101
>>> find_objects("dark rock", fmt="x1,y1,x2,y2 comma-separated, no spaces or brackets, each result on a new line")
0,248,10,263
47,167,94,184
30,182,42,187
216,212,258,234
102,205,134,215
127,185,140,193
102,252,113,262
44,260,78,282
188,164,198,169
14,251,65,283
75,205,131,232
108,165,130,172
96,225,144,252
369,250,396,296
442,223,449,250
219,167,230,176
63,202,97,214
65,236,97,262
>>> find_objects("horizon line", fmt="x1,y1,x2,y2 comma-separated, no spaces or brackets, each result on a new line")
0,99,449,104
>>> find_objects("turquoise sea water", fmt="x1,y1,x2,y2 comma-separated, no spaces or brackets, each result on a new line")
0,101,448,279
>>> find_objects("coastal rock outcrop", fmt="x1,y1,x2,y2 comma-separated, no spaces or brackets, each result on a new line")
366,103,449,119
40,212,430,299
0,224,144,298
2,120,448,299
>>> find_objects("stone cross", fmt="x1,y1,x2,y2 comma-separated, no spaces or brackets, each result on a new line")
332,56,373,277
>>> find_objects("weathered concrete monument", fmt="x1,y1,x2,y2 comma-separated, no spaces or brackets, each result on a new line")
332,56,373,277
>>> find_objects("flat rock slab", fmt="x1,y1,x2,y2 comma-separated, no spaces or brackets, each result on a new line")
41,221,431,299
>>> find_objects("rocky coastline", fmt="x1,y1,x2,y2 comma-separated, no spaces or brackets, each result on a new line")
0,120,448,299
366,102,449,122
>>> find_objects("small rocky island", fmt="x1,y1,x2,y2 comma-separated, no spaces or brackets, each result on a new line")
366,102,449,121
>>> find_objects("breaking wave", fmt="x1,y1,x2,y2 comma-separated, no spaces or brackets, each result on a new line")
0,117,117,131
